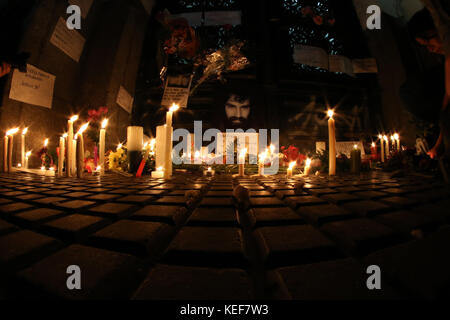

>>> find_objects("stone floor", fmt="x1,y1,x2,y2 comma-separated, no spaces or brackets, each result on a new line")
0,170,449,300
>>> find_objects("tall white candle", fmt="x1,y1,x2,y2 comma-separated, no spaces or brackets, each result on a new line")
328,110,336,176
6,128,19,173
75,123,89,178
164,104,179,178
99,119,108,174
378,135,384,162
58,134,66,176
258,152,266,176
67,115,78,177
21,128,28,166
238,148,247,176
383,135,389,157
25,151,31,169
3,135,8,173
394,133,400,151
304,158,312,175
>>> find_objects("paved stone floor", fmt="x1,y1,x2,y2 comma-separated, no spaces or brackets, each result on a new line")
0,171,449,300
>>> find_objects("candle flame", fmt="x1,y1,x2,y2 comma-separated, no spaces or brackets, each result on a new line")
157,166,164,172
354,144,358,150
143,142,148,150
69,115,79,122
76,123,89,136
259,152,267,162
306,158,312,167
269,144,275,153
18,163,22,168
169,103,180,112
22,127,28,135
289,161,296,169
195,151,200,158
44,139,49,147
390,135,395,141
6,128,19,136
96,166,101,172
371,142,376,147
383,135,388,141
207,167,212,171
239,148,247,158
150,138,156,146
327,109,334,118
62,133,68,138
378,134,382,139
393,133,399,140
26,151,31,157
49,167,55,171
101,119,108,129
117,143,123,150
40,166,45,170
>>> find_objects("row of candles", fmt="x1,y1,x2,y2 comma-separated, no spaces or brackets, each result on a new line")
2,115,109,177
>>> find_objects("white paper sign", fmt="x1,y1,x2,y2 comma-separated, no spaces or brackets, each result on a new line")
50,17,86,62
161,74,193,108
9,64,56,109
353,0,379,30
352,58,378,73
172,10,242,26
293,45,329,70
68,0,93,18
116,86,134,113
329,55,355,77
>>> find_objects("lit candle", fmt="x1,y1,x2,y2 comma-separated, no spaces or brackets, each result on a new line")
136,140,151,178
25,151,31,169
390,135,395,151
76,123,89,178
7,128,19,173
67,115,78,177
258,152,267,176
378,134,385,163
304,158,312,175
58,134,66,177
99,119,108,174
394,133,400,151
3,134,8,173
383,135,389,158
238,148,247,176
150,138,156,154
117,143,123,151
328,110,336,175
287,161,296,178
204,166,215,177
151,166,164,179
21,128,28,167
194,150,201,164
351,144,361,174
164,103,179,178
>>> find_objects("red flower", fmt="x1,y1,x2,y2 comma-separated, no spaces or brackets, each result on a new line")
301,6,313,17
313,16,324,25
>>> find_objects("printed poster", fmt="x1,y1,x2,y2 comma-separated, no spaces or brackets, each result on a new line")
50,17,86,62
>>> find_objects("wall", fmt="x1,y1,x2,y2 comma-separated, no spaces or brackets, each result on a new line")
0,0,153,168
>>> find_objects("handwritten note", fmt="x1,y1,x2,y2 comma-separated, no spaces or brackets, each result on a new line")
50,17,86,62
116,86,134,113
161,74,193,108
9,64,56,109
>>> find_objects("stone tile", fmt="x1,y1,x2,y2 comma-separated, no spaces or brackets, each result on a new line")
133,264,253,300
248,207,305,228
44,190,70,196
109,188,136,194
89,203,137,219
335,186,363,193
0,202,34,214
286,196,327,209
249,197,285,207
164,227,247,268
0,230,61,270
374,211,437,235
205,190,233,197
64,192,93,198
16,244,144,299
89,220,173,257
0,219,19,236
353,191,387,199
16,194,45,201
0,198,12,205
199,197,234,207
308,188,339,195
188,207,239,227
2,191,27,197
86,193,120,201
137,189,166,196
253,225,341,267
249,190,273,197
298,204,353,225
116,195,155,204
33,197,68,206
365,226,450,299
153,196,188,206
342,200,391,217
271,258,402,300
13,208,66,224
42,214,108,241
131,205,188,226
55,200,96,210
320,218,398,256
321,193,360,204
380,196,419,208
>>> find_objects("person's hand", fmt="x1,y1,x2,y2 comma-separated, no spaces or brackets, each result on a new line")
427,147,438,159
0,62,11,78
